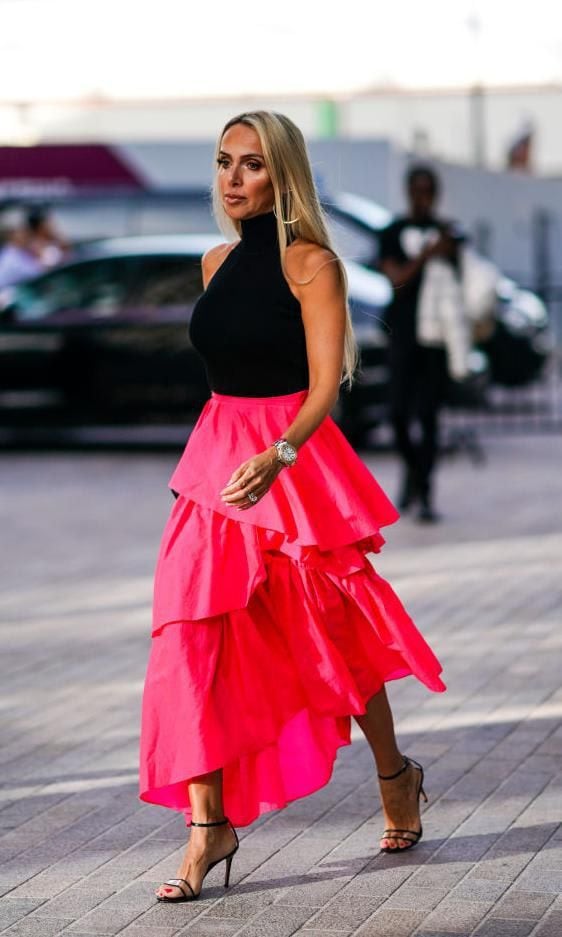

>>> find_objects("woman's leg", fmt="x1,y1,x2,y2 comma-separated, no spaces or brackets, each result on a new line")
188,769,226,822
354,685,404,776
155,769,237,899
354,687,425,850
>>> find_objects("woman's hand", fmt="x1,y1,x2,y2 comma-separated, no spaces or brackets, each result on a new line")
220,448,284,510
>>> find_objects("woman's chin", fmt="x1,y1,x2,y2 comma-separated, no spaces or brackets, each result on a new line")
222,199,248,219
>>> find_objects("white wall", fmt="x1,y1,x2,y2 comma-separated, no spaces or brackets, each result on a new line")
121,138,562,282
346,87,562,173
4,84,562,175
121,138,396,205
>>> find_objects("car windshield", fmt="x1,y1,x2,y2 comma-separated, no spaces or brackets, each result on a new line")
7,258,129,320
6,254,203,320
127,256,202,306
34,196,218,242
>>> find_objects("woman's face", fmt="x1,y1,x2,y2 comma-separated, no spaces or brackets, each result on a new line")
217,123,275,221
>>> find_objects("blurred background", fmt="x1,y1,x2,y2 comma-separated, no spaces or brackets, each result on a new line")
0,0,561,448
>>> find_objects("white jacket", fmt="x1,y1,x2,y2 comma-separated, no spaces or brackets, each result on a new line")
417,248,499,381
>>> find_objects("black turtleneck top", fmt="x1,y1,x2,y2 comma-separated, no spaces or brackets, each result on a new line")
189,210,309,397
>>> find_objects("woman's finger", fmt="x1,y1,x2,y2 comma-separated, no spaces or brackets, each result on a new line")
221,472,258,501
222,483,256,504
236,485,269,511
220,468,252,496
220,452,280,499
224,471,273,505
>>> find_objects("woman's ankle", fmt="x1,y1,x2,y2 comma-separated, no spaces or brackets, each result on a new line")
190,817,227,826
377,752,407,780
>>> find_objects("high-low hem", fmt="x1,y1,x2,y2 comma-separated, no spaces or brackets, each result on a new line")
139,391,446,828
139,635,429,828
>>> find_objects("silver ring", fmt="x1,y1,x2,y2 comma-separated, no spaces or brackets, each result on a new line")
247,491,258,504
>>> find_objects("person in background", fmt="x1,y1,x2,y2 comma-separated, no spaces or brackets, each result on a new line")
0,206,70,289
0,211,43,289
25,206,70,269
378,165,461,523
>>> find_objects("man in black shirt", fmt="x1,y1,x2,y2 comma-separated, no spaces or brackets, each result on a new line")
378,165,458,522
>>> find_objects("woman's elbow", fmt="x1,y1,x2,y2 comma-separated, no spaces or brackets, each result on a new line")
307,377,341,413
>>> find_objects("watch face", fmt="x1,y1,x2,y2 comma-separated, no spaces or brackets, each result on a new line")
276,440,297,465
280,442,297,464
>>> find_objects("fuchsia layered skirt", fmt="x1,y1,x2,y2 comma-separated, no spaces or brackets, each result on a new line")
139,390,445,827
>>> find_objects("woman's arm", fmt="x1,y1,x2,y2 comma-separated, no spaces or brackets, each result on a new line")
278,243,346,448
220,243,347,509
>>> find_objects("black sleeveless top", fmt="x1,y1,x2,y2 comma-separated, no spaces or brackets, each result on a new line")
189,210,309,396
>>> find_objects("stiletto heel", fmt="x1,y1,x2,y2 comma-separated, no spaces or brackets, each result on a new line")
378,755,427,853
156,817,239,903
224,853,233,888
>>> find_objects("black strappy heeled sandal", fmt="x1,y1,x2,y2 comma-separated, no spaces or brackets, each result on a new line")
378,755,428,854
156,817,239,903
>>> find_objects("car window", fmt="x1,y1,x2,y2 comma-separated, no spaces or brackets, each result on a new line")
126,256,202,306
326,212,380,268
41,196,217,240
9,258,129,320
47,201,138,242
132,202,217,236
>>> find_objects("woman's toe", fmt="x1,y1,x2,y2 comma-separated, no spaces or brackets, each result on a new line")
380,838,395,850
156,884,177,898
380,836,414,850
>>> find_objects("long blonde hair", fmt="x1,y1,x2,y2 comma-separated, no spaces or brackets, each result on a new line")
211,110,358,387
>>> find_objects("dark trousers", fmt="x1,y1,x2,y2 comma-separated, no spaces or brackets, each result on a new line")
388,342,449,500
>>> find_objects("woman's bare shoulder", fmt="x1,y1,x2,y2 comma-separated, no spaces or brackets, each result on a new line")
201,241,239,287
284,238,340,287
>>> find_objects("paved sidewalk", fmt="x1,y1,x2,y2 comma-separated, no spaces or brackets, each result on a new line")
0,433,561,937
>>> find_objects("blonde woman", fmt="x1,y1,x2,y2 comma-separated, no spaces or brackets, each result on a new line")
139,111,445,903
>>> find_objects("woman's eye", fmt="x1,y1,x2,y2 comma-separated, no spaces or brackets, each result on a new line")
216,157,262,171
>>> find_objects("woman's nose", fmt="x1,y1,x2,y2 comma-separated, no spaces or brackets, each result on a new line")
228,164,242,186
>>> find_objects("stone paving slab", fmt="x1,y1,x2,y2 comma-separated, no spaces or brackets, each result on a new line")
1,434,561,936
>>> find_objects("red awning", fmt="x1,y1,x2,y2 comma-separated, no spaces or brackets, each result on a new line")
0,144,146,196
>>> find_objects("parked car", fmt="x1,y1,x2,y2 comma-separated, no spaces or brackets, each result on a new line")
0,234,391,441
5,189,549,385
0,190,549,446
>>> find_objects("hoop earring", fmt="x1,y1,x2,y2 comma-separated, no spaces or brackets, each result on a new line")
272,203,300,225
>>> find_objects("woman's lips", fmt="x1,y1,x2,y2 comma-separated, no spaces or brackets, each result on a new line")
224,195,245,204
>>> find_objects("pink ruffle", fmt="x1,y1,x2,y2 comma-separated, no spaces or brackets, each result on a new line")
152,497,387,629
139,391,446,827
168,391,399,551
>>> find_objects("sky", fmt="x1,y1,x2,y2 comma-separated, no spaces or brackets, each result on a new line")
1,0,562,101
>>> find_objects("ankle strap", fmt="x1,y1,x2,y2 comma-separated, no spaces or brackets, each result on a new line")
378,756,409,781
190,817,229,828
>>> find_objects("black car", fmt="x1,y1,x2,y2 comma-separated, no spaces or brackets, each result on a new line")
0,234,392,442
0,191,549,446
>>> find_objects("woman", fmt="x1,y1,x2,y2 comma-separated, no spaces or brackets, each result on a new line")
139,111,446,904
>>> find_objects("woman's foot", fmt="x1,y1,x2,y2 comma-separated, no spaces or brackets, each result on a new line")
155,820,238,900
378,756,426,851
